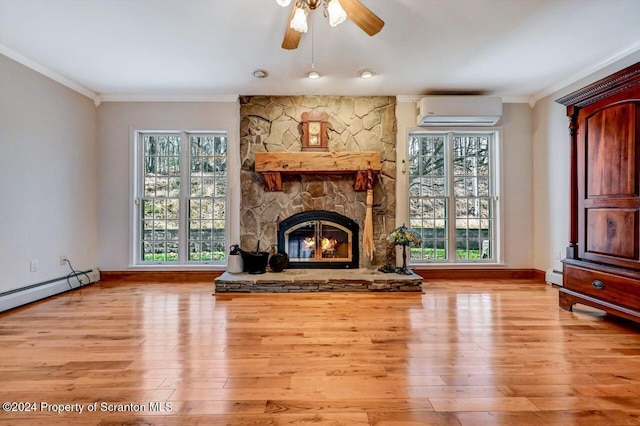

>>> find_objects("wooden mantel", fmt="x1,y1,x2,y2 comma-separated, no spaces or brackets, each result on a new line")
254,151,381,191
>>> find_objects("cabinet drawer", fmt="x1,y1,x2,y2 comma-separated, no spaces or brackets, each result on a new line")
563,264,640,311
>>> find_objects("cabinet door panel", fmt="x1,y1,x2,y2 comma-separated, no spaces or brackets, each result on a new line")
586,208,638,259
579,101,640,269
586,103,637,198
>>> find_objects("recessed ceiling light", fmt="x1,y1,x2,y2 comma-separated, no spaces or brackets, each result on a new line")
307,71,321,79
253,69,269,78
359,69,375,79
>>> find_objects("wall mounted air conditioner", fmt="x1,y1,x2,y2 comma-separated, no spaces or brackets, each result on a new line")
417,96,502,126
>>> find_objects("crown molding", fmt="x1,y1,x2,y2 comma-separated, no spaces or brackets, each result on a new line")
0,43,102,106
529,41,640,107
5,36,636,111
555,61,640,108
500,96,530,104
99,94,239,103
396,95,422,103
398,94,528,105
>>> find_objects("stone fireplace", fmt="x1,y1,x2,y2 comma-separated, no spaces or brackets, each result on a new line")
240,95,397,269
278,210,359,269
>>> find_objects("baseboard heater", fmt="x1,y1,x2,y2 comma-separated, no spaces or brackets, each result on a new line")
0,268,100,313
545,268,563,286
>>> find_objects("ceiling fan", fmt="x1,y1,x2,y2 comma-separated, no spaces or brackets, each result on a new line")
277,0,385,50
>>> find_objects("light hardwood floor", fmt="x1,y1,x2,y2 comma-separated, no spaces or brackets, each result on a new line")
1,279,640,425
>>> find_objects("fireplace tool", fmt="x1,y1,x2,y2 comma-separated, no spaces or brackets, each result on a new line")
269,216,288,272
239,241,270,274
363,168,375,261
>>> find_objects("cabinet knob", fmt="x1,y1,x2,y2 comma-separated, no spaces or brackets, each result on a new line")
592,280,605,290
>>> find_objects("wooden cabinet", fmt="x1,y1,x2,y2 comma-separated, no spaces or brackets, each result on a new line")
556,62,640,322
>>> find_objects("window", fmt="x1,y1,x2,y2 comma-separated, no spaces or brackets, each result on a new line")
134,131,227,265
408,131,500,263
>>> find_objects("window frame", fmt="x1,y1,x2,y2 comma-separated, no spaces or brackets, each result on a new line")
130,130,229,267
407,129,503,265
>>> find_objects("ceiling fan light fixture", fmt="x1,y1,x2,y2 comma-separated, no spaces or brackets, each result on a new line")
327,0,347,27
307,70,321,79
359,69,375,79
276,0,292,6
290,7,308,33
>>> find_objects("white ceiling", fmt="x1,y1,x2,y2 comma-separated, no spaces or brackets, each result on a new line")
1,0,639,104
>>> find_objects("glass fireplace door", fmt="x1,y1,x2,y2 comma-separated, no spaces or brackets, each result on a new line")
285,220,352,263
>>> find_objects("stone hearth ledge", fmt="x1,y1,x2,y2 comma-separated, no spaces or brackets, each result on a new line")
214,269,423,293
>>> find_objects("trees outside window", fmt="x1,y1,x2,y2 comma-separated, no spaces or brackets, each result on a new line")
408,131,499,263
135,132,227,265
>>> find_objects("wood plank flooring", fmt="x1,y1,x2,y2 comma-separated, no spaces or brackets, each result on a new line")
1,279,640,425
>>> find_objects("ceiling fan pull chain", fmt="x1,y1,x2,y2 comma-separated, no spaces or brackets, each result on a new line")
311,14,315,69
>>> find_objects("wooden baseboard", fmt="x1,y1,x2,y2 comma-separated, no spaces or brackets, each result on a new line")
533,269,546,282
101,269,546,283
413,268,545,281
100,270,223,283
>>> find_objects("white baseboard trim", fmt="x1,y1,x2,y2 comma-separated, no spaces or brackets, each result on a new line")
0,268,100,313
545,268,563,286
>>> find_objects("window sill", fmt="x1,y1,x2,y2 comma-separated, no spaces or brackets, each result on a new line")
127,264,227,271
410,263,507,269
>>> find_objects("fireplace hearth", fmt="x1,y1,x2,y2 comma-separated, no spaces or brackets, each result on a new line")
278,210,359,269
214,268,423,293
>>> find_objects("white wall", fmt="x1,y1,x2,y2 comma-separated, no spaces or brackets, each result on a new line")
532,51,640,274
531,96,569,273
0,54,98,294
97,101,240,271
395,101,534,268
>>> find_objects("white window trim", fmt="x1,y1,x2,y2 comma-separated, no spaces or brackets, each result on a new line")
396,126,505,267
128,127,240,270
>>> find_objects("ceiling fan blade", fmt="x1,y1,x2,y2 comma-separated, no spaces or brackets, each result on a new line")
282,5,302,49
339,0,385,36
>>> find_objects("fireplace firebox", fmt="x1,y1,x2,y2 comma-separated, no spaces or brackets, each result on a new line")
278,210,359,269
